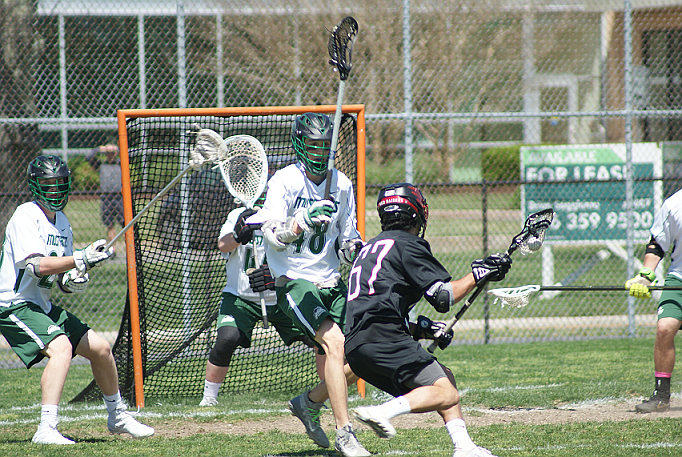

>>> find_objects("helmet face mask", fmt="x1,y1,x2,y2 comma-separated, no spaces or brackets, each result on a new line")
291,113,333,176
377,183,429,237
27,155,72,212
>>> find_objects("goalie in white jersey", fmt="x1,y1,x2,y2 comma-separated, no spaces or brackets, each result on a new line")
0,155,154,445
199,199,316,407
247,113,369,457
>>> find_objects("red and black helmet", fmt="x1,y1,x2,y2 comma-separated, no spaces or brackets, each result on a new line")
377,182,429,237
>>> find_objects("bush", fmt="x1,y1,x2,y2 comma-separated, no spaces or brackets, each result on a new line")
482,145,521,182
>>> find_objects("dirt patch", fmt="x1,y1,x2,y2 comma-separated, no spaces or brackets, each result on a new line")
151,401,682,438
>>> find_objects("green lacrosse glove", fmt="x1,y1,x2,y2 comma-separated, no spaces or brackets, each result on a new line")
625,267,656,299
294,200,334,233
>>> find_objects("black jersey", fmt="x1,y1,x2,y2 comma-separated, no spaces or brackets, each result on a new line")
344,229,452,353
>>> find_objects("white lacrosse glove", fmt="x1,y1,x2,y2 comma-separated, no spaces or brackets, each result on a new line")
294,200,334,233
189,129,227,168
625,267,657,299
59,269,89,293
73,239,114,274
338,238,364,266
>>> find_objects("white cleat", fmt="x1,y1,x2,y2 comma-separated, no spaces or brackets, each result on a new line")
32,423,75,445
352,406,396,439
335,424,371,457
108,408,155,438
199,397,219,406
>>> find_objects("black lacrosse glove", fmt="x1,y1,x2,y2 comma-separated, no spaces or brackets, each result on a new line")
471,253,512,285
248,264,275,292
413,315,453,350
233,208,261,245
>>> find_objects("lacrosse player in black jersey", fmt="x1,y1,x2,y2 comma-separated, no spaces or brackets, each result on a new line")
344,183,511,457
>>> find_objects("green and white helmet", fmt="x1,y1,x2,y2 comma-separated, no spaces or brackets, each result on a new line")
27,155,72,212
291,112,333,176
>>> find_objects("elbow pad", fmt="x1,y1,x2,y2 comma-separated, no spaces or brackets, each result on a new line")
645,237,665,258
262,218,301,251
25,255,44,279
424,281,454,313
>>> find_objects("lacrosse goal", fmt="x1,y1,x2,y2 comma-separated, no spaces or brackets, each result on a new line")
73,105,366,407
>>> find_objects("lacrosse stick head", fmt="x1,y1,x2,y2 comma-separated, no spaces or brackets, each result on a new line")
509,208,554,255
219,135,269,209
488,285,541,308
328,16,358,81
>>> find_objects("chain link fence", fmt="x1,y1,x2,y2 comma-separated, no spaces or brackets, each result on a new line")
1,0,681,366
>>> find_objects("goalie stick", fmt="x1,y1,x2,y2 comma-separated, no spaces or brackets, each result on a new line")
427,208,554,353
105,127,225,250
218,135,270,328
323,16,359,200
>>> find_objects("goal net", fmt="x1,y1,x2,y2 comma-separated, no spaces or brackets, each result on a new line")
73,106,365,405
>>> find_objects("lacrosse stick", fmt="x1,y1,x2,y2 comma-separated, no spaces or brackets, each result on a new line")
105,128,225,250
218,135,270,328
488,284,682,309
323,16,359,200
427,208,554,353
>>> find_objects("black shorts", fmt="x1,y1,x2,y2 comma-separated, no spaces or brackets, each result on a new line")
346,338,440,397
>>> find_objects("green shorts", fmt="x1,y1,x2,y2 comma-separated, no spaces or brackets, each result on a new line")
276,278,347,341
0,302,90,368
217,292,308,347
658,275,682,321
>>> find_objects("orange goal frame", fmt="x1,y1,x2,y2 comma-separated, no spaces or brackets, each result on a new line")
116,105,366,407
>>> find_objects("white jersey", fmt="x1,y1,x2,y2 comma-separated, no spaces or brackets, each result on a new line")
0,202,73,313
247,163,361,283
220,207,276,305
650,188,682,280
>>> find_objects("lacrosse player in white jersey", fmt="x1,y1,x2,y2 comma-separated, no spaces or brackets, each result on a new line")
199,195,317,407
0,155,154,445
626,187,682,413
247,113,368,457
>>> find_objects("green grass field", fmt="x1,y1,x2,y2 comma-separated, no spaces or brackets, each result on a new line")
0,337,680,456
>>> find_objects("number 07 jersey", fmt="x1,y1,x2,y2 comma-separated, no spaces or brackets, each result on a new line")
344,230,451,353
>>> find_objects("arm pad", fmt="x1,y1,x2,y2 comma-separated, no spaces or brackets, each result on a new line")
645,237,665,258
424,281,454,313
24,255,44,279
262,218,300,251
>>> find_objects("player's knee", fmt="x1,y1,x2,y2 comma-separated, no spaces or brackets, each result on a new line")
47,334,72,358
208,326,244,367
318,320,344,354
438,364,460,408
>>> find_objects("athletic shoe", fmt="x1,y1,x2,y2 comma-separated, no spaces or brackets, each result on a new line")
31,423,75,445
352,406,396,439
108,407,155,438
453,445,498,457
635,392,670,413
199,397,219,406
288,391,330,448
334,424,371,457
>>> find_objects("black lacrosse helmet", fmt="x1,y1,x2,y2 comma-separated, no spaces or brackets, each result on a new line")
291,112,333,177
377,183,429,237
27,155,72,212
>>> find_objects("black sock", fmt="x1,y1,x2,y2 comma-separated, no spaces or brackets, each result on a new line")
655,377,671,399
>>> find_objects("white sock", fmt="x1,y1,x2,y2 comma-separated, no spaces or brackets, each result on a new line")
103,392,124,414
40,404,59,427
374,396,412,419
446,418,476,452
203,380,222,400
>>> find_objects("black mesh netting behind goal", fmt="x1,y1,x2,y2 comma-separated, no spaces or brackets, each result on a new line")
73,111,358,404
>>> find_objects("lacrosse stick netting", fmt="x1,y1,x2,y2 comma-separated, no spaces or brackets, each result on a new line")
488,285,541,308
219,135,269,208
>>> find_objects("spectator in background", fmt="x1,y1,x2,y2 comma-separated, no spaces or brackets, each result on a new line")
87,144,123,249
